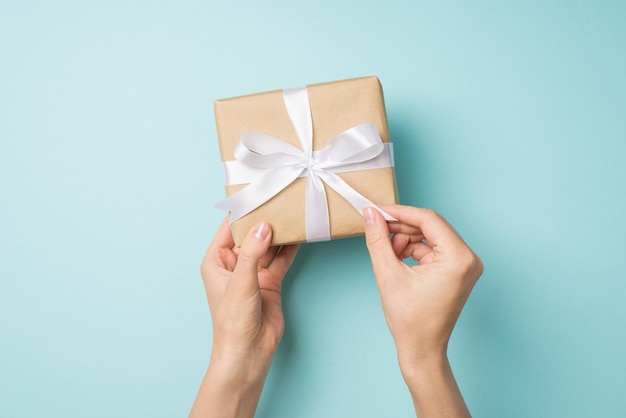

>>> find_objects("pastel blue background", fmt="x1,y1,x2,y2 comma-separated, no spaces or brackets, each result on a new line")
1,1,625,416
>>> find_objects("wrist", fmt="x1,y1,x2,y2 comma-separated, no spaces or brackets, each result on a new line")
397,351,471,418
395,338,448,374
189,347,275,418
209,343,275,389
398,351,449,388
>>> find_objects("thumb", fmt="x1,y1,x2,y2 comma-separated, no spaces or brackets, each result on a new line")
364,207,399,280
233,221,272,284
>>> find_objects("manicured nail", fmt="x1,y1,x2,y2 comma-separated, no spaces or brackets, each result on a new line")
254,222,270,240
364,207,376,226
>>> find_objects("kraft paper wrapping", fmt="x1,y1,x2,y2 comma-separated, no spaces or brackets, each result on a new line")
214,76,398,246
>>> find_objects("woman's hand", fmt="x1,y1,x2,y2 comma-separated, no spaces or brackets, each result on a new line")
190,217,299,418
364,205,483,418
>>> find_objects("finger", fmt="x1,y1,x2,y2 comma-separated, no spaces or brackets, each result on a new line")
391,233,434,262
207,216,235,252
391,233,409,258
202,216,235,276
267,244,299,276
390,231,424,252
379,205,462,249
232,221,272,289
392,230,426,249
387,222,423,237
364,207,401,281
259,246,280,270
402,241,433,262
258,245,299,295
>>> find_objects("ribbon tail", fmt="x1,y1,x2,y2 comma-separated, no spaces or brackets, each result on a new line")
305,172,331,242
215,165,304,223
316,171,397,221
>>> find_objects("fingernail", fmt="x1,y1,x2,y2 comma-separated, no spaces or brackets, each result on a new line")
364,207,376,226
254,222,270,240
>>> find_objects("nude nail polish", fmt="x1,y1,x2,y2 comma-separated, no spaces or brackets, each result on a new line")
254,222,269,240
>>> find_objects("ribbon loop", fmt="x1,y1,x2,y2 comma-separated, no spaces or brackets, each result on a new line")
236,132,307,168
316,124,385,167
216,86,395,242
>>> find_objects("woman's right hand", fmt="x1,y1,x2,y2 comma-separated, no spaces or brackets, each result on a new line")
363,205,483,418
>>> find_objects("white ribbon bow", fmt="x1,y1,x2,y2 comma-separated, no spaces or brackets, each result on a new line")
216,86,395,242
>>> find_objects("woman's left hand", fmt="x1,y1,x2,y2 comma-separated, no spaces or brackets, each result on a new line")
190,217,299,418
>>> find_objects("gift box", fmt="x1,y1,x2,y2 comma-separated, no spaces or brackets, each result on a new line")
214,76,398,246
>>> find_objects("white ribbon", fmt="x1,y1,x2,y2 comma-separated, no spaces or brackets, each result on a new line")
216,86,395,242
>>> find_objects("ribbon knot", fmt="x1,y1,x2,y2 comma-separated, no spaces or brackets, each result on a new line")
216,86,395,242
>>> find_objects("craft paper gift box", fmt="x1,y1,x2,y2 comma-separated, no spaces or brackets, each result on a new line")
214,76,398,246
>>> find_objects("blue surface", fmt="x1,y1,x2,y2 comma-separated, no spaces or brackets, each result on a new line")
2,1,625,417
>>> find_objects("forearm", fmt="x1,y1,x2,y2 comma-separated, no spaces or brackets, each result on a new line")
189,348,273,418
399,353,471,418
